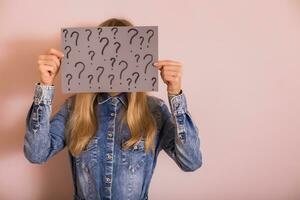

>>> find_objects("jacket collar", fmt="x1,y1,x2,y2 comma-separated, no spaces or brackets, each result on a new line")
97,92,128,107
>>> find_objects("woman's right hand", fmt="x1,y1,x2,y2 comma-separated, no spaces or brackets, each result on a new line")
38,48,64,86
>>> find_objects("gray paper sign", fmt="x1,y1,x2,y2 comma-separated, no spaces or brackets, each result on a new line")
60,26,158,93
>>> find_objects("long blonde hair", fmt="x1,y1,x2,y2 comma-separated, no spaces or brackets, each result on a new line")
64,18,157,157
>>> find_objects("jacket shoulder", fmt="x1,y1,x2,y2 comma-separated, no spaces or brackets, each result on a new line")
146,95,170,118
147,95,166,109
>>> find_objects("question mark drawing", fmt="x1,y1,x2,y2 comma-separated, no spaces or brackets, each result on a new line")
126,77,132,90
108,74,115,89
119,60,128,85
65,46,71,64
88,74,93,89
132,72,140,88
143,54,153,80
151,77,157,91
99,37,109,55
85,29,92,47
70,31,80,51
97,27,103,39
128,28,139,52
111,27,118,39
113,42,121,57
66,74,72,91
139,36,144,50
63,29,68,42
134,54,140,67
110,57,116,70
88,50,95,64
96,66,104,89
75,61,85,85
146,29,154,48
134,54,140,62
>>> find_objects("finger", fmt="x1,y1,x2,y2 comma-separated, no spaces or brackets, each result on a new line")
38,61,58,74
161,65,182,72
160,71,168,83
47,48,64,59
154,63,164,70
154,60,182,66
164,71,181,78
154,63,182,71
39,65,56,75
156,59,182,64
162,72,182,79
38,55,60,67
38,59,57,67
164,75,180,82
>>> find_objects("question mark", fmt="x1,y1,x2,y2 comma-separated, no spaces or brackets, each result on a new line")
143,54,153,80
128,28,138,52
65,46,71,64
126,77,132,90
134,54,140,67
110,57,116,70
63,29,68,42
88,50,95,64
151,77,157,91
114,42,121,57
75,61,85,85
111,27,118,39
85,29,92,47
108,74,115,89
88,74,93,89
66,73,72,91
96,66,104,89
118,60,128,84
128,28,139,44
70,31,79,48
139,36,144,50
99,37,109,55
132,72,140,88
146,29,154,48
97,27,102,39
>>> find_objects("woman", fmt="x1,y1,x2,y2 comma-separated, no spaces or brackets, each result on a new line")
23,18,202,200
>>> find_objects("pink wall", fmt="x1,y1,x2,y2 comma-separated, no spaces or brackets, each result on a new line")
1,0,300,199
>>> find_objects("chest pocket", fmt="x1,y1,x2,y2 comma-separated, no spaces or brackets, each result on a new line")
121,137,147,174
75,137,99,170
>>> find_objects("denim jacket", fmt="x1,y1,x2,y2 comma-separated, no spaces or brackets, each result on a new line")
23,82,202,200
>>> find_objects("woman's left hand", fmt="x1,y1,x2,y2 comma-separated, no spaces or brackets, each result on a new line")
153,60,182,95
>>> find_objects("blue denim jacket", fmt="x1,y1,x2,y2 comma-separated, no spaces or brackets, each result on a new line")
23,82,202,200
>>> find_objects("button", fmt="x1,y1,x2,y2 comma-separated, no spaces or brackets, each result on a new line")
107,153,112,160
111,97,118,104
179,134,185,140
108,132,113,138
133,145,138,150
110,112,115,116
105,176,111,183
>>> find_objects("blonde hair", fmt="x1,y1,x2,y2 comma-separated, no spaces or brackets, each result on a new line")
64,18,157,157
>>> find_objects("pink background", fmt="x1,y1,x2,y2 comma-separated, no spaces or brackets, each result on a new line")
1,0,300,199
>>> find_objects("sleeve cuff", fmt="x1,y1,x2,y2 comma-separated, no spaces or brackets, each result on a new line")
167,89,187,115
33,82,55,105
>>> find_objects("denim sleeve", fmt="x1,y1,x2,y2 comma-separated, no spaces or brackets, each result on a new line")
23,82,71,164
159,90,202,172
